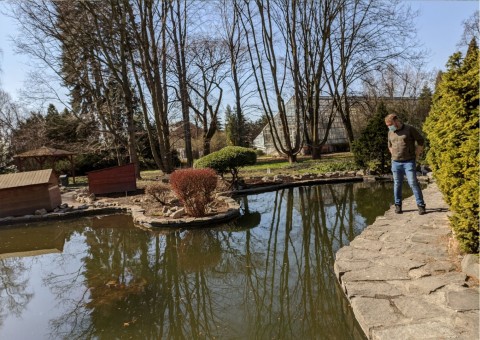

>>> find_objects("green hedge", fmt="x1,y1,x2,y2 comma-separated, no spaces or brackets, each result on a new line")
423,39,479,253
351,102,390,174
194,146,257,187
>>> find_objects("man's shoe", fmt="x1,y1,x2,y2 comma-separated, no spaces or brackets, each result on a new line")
418,205,426,215
395,205,403,214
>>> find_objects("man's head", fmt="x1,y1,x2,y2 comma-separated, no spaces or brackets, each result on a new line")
385,114,402,132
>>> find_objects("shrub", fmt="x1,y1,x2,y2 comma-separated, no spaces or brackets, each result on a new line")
351,102,390,174
145,182,171,205
423,40,479,253
170,168,218,217
194,146,257,188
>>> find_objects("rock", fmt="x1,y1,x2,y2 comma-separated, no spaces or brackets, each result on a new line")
446,289,480,311
170,208,185,218
77,204,89,210
356,169,366,176
35,209,48,215
461,254,479,280
372,320,457,340
60,203,69,209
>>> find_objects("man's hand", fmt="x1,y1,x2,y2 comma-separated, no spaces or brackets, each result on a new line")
415,145,424,158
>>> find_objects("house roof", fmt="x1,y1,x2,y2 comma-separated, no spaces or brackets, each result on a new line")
0,169,55,190
13,146,75,158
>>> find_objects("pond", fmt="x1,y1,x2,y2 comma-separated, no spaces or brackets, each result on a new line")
0,181,415,340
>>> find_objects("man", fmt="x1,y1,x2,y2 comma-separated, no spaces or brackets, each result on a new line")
385,114,426,215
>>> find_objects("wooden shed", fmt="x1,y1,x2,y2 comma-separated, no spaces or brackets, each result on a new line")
87,163,137,195
0,169,62,218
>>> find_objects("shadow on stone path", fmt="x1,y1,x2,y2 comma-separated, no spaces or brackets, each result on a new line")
334,182,479,340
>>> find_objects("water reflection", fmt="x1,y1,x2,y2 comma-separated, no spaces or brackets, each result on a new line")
0,182,409,339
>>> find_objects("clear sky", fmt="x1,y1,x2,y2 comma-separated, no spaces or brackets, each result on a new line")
0,0,478,106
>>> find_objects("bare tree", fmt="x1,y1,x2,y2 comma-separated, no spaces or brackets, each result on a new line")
282,0,341,159
324,0,422,146
168,0,194,166
75,0,142,178
239,0,302,163
186,38,228,155
219,0,254,147
124,0,174,173
459,10,479,47
0,90,23,170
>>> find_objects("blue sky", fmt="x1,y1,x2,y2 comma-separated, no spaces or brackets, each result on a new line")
0,0,478,106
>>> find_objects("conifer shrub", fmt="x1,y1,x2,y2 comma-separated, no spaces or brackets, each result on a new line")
351,103,391,174
170,168,218,217
423,39,479,253
194,146,257,188
145,182,171,205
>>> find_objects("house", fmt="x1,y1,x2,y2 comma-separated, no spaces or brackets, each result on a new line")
0,169,62,218
252,96,350,155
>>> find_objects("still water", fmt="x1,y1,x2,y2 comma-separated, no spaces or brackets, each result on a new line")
0,181,413,340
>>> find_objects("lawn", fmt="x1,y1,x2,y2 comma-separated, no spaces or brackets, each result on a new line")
68,152,359,188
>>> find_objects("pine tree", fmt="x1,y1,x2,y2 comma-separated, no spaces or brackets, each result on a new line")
225,105,238,146
424,38,479,253
351,102,390,173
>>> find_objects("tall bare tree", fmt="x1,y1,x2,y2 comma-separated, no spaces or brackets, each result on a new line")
186,38,228,155
283,0,341,159
124,0,174,173
76,0,142,178
239,0,302,163
168,0,194,166
324,0,421,145
219,0,253,147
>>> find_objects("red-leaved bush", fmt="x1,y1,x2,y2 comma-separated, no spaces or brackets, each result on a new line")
170,168,218,217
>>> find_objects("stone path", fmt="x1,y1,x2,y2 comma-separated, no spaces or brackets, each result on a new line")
334,182,479,340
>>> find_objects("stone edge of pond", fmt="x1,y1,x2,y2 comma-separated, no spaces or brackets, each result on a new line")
129,195,241,229
0,195,241,229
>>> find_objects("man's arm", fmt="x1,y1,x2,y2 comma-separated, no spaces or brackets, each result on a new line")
411,126,425,158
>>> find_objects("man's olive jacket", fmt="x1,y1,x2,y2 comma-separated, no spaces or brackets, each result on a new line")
388,124,424,161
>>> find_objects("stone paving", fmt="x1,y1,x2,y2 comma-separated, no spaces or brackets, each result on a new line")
334,182,479,340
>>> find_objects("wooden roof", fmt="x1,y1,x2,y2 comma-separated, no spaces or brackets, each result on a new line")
13,146,75,158
0,169,55,190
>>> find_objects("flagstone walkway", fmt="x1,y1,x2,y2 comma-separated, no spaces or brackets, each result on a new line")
334,182,479,340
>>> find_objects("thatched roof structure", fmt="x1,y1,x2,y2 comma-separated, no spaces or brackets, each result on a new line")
13,146,76,183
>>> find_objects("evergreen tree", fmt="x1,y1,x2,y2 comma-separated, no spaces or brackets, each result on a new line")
423,38,479,253
414,85,433,129
351,102,390,173
225,105,237,146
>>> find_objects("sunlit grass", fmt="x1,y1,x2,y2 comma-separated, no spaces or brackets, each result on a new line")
68,152,358,187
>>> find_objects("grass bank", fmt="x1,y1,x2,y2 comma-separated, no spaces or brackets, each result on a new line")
68,152,359,188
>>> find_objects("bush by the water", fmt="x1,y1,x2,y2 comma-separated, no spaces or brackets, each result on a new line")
423,39,479,253
170,168,218,217
145,182,171,205
351,102,390,174
194,146,257,188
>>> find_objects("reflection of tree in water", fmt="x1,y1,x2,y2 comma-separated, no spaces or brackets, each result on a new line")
241,185,364,339
354,181,397,225
45,219,228,339
0,259,33,328
40,182,390,339
177,231,222,271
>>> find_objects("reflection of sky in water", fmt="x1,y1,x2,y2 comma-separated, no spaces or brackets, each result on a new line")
0,182,409,339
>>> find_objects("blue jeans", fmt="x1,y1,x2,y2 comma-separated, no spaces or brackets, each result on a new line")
391,160,425,207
